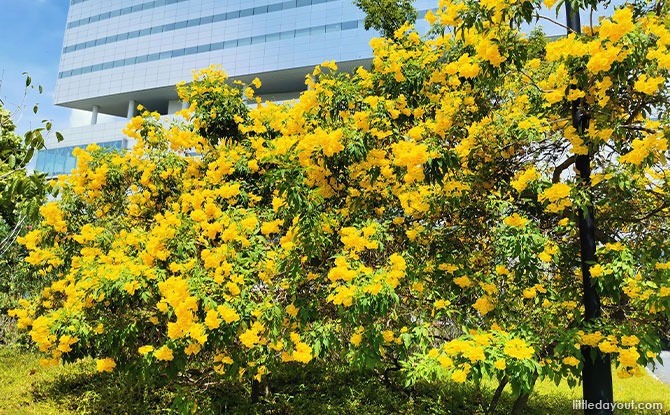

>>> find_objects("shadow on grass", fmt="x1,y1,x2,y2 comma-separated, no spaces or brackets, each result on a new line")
28,361,637,415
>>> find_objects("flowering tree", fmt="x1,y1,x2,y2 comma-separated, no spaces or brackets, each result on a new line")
9,0,670,412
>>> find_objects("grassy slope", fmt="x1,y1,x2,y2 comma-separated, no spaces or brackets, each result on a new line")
1,346,669,415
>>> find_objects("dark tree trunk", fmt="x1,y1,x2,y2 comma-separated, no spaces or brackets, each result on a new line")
511,391,531,415
486,376,508,415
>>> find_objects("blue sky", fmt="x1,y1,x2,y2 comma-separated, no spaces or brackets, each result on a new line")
0,0,70,134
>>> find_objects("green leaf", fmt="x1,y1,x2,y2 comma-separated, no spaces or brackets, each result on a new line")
23,148,34,166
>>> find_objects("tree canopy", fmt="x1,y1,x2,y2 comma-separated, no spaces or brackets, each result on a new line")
353,0,417,38
8,0,670,408
1,81,60,316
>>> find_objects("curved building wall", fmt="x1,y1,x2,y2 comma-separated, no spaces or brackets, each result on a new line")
54,0,405,117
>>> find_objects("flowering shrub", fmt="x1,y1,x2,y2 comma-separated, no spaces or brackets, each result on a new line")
8,0,670,408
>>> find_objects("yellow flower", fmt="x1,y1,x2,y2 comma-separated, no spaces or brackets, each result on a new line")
40,202,67,233
566,88,585,101
328,285,356,307
472,296,495,315
391,141,430,168
261,219,282,235
563,356,580,367
618,348,640,367
226,282,241,296
538,183,572,212
189,323,208,345
581,331,604,347
510,167,539,193
382,330,395,343
538,183,571,202
424,9,438,25
522,287,537,299
586,45,622,74
494,359,507,370
40,358,60,368
350,332,363,346
439,355,454,368
634,74,664,95
504,339,534,360
320,129,345,157
205,309,222,329
57,334,79,353
451,369,468,383
605,242,626,251
503,213,528,228
240,216,259,232
434,299,451,310
123,280,140,296
453,276,473,288
466,347,486,363
286,303,299,317
620,335,639,347
476,38,506,67
590,264,605,277
96,358,116,372
239,327,261,349
292,342,313,363
439,263,459,273
154,345,174,361
138,345,154,355
185,343,201,355
598,340,618,354
599,7,634,43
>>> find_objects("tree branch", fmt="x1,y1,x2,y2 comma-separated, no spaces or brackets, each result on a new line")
535,14,576,34
610,201,669,223
552,155,576,184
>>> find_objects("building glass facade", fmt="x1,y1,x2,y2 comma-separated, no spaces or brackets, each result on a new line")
38,0,432,176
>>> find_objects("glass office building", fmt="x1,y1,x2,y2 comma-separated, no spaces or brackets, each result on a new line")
39,0,432,176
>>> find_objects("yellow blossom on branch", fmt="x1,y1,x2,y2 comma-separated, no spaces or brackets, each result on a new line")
96,358,116,372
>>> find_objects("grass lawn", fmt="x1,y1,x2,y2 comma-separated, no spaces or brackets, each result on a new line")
0,347,93,415
1,346,669,415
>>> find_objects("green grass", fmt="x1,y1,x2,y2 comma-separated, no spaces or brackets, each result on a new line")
530,372,670,414
0,346,92,415
1,346,669,415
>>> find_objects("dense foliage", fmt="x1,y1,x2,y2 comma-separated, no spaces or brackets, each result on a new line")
354,0,418,38
0,87,59,321
8,0,670,409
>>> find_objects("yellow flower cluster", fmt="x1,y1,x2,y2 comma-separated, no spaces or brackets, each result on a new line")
96,358,116,372
510,167,539,193
538,183,572,213
503,339,534,360
503,213,528,228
